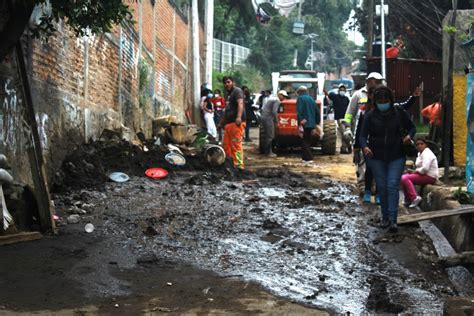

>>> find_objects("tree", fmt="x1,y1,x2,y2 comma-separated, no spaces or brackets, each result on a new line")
351,0,473,59
0,0,134,61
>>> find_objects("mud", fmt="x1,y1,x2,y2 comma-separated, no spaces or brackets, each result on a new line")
0,138,466,314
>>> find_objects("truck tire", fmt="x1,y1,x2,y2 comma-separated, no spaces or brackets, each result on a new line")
322,120,337,155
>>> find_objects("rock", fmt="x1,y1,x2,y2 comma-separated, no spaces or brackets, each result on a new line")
0,168,13,184
67,214,81,224
137,253,159,264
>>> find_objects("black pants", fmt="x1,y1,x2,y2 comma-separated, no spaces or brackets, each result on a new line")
301,128,313,161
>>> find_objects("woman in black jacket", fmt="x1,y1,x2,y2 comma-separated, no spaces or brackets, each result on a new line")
360,85,416,233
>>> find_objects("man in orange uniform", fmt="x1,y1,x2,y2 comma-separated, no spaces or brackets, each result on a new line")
221,76,245,170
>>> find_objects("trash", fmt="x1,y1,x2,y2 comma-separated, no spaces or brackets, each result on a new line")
114,304,119,308
67,214,80,224
145,168,168,180
165,153,186,166
166,282,173,286
143,145,149,152
53,215,60,221
109,172,130,183
1,185,13,230
204,145,226,166
166,144,183,155
84,223,94,233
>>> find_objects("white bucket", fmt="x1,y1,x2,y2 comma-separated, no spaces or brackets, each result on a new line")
204,145,226,166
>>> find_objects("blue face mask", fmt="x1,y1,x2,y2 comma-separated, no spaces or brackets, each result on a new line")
376,102,391,112
339,91,346,97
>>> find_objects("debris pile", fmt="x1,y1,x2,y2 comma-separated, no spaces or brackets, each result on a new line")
53,125,228,192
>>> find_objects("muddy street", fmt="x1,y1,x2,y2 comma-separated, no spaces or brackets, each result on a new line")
0,140,463,315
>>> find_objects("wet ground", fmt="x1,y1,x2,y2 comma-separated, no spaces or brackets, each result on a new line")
0,129,468,315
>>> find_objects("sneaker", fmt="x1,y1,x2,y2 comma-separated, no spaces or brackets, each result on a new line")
363,191,372,204
302,160,314,164
388,222,398,233
267,152,277,158
375,195,381,205
408,196,422,208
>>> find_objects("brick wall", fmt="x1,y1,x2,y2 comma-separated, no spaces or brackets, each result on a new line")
0,0,204,185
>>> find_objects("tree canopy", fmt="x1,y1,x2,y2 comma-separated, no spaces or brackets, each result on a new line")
351,0,474,60
213,0,357,78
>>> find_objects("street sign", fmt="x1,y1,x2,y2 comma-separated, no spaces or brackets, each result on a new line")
293,21,304,35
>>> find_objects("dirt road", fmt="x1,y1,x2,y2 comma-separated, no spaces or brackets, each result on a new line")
0,130,462,315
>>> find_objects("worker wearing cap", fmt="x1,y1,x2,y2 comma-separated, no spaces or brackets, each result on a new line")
325,83,351,154
297,85,320,162
260,90,289,157
344,72,383,203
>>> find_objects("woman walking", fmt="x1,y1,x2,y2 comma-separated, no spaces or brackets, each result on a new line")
360,85,416,233
401,137,439,208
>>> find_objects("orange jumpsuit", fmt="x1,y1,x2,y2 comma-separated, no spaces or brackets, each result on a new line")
223,122,245,169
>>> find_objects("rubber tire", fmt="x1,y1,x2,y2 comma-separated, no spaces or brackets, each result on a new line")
322,120,337,155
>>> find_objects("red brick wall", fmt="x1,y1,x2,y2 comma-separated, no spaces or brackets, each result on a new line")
0,0,204,184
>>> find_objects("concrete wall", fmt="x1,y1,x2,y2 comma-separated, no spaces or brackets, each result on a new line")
0,1,201,185
421,184,473,252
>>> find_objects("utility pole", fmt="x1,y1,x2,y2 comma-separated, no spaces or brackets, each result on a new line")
443,0,458,182
191,0,201,125
380,0,386,79
310,37,314,71
367,0,374,57
204,0,214,90
293,0,303,68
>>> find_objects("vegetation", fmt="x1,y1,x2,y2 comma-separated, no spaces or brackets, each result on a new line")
31,0,134,39
351,0,473,60
212,66,268,93
213,0,357,80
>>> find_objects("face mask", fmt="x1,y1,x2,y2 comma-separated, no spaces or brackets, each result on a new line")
214,94,220,97
339,91,346,97
376,102,391,112
207,93,213,99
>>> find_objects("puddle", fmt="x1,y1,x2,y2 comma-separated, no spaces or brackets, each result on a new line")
53,172,457,314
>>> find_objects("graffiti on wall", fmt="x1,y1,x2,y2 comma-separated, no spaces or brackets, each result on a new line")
35,112,49,151
1,78,19,150
157,72,171,99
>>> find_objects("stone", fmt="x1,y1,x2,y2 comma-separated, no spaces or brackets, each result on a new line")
67,214,81,224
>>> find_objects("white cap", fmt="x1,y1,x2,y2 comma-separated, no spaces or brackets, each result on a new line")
338,83,346,88
366,72,384,80
277,90,288,97
297,85,308,92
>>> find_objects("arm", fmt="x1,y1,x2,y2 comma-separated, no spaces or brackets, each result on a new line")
297,97,303,124
314,102,321,125
403,110,416,138
236,97,244,126
359,112,373,158
272,100,280,124
344,92,360,125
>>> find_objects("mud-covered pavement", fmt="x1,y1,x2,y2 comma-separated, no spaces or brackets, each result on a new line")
0,133,464,315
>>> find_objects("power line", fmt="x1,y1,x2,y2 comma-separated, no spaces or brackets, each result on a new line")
392,0,441,35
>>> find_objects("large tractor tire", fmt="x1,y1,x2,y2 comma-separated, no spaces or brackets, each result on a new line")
321,119,337,155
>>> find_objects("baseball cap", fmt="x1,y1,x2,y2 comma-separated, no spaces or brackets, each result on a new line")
297,85,308,92
366,72,384,80
277,90,288,97
338,83,346,88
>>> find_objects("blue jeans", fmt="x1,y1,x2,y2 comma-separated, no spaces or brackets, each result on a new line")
367,157,405,222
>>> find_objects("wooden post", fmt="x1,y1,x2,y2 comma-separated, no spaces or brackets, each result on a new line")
15,42,54,233
442,2,458,182
367,0,374,58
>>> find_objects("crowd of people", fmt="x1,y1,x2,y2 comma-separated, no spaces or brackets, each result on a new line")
199,72,439,234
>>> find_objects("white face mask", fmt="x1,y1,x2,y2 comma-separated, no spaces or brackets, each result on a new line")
214,94,220,97
339,91,346,97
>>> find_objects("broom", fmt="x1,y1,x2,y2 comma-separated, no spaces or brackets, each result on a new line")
1,185,13,230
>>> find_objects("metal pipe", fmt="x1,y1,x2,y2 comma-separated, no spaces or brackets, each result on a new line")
191,0,201,125
380,0,386,79
293,0,303,68
204,0,214,89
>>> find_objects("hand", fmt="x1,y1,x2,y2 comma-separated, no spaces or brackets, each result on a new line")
413,86,422,97
403,135,412,144
300,119,307,126
363,147,373,159
235,117,242,126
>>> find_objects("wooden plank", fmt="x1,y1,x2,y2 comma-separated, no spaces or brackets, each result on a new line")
438,251,474,268
0,231,42,246
398,207,474,224
15,42,55,233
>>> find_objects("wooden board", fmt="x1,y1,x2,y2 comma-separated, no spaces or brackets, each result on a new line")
398,207,474,224
0,231,42,246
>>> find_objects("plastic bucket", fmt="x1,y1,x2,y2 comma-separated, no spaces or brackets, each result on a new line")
204,145,226,166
